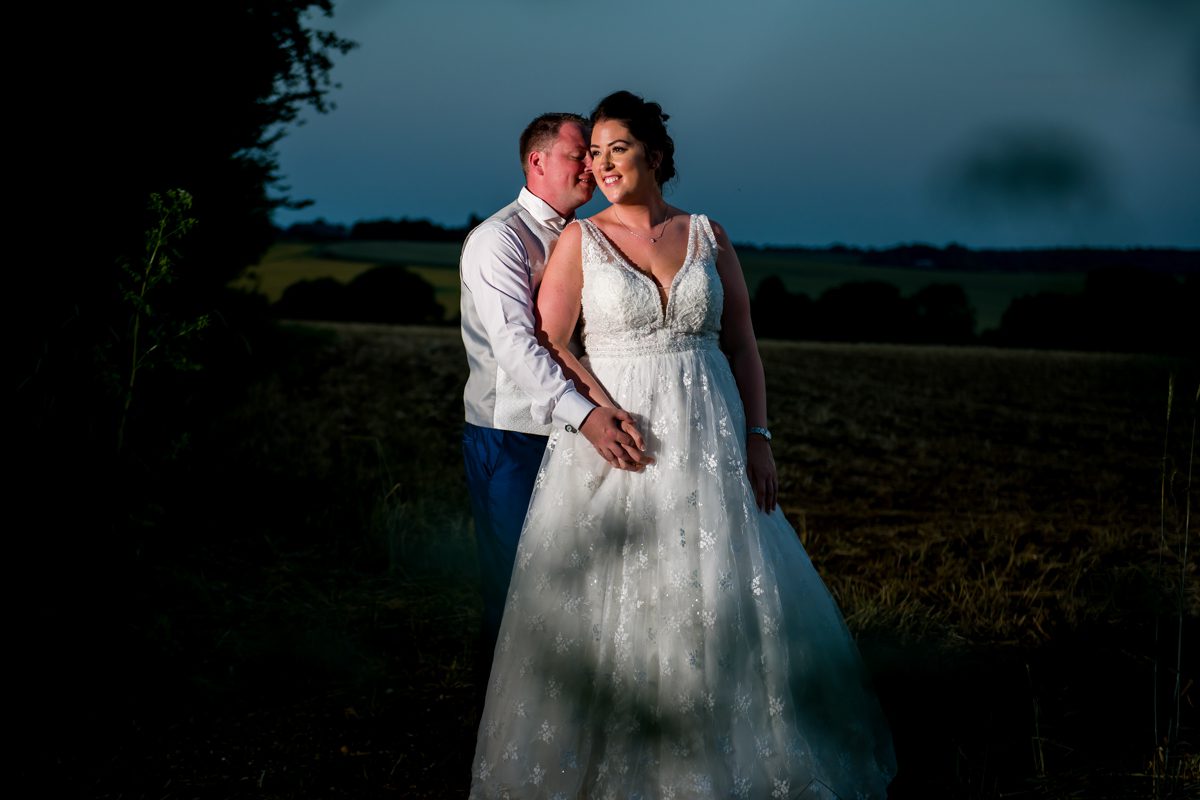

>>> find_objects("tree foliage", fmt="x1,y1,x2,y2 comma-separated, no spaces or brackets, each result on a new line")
274,267,445,325
15,4,358,764
751,268,1192,355
12,6,357,716
752,279,977,346
17,2,355,457
989,267,1197,355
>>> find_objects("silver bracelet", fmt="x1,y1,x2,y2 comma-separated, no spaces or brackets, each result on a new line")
748,426,772,441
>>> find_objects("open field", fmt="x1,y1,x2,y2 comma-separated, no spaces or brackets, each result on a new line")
237,241,1089,331
87,323,1198,798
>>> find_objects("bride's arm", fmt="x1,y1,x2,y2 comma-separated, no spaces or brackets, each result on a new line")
711,219,778,513
538,223,651,468
536,223,613,407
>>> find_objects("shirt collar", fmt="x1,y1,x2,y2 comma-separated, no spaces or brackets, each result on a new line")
519,186,571,234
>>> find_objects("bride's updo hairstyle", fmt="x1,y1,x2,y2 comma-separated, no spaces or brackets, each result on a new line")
590,90,677,187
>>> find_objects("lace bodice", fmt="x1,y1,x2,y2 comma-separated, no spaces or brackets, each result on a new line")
578,214,724,358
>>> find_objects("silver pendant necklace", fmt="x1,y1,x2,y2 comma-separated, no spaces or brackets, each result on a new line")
613,208,674,244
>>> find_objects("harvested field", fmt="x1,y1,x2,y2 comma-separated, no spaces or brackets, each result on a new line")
84,323,1197,798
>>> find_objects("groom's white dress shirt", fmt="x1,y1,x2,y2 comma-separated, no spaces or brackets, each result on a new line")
460,187,595,436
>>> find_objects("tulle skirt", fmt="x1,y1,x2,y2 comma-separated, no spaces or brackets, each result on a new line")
470,342,895,799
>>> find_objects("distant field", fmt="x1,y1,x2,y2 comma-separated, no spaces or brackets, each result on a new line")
238,240,1088,331
233,241,463,318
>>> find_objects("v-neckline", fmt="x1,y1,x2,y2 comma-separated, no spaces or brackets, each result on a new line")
584,215,697,320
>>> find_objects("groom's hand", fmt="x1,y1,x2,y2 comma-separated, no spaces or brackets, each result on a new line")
579,408,653,471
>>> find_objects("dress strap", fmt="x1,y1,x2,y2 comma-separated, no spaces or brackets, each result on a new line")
695,214,718,251
577,217,632,270
575,218,598,241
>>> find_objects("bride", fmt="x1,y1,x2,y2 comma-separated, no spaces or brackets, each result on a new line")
469,91,895,799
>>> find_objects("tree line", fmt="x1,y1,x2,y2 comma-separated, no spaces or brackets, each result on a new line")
279,215,482,242
750,267,1196,356
282,217,1197,277
272,220,1197,355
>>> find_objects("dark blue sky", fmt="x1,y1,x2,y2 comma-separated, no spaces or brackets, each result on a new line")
274,0,1200,248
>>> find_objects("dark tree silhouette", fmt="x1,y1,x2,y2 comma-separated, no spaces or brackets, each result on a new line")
344,267,444,325
16,1,358,516
274,268,444,325
990,267,1196,355
18,2,356,454
910,283,976,344
350,216,480,242
1078,266,1191,355
751,277,979,345
14,5,355,791
752,276,814,340
991,292,1085,350
813,281,917,343
282,219,352,241
275,277,353,321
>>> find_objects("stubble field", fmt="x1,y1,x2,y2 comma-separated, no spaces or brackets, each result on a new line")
92,322,1197,798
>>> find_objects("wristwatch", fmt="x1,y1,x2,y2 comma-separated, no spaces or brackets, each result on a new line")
748,426,772,441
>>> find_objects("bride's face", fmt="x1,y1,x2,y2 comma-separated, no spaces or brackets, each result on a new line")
589,119,660,204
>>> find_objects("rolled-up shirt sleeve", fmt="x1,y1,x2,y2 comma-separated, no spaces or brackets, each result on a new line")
461,222,595,431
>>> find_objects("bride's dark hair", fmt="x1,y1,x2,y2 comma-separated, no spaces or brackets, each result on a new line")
590,90,677,187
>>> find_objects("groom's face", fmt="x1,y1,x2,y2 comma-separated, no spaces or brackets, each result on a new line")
532,122,595,217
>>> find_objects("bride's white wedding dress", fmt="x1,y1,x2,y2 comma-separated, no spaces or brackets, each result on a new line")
470,215,895,799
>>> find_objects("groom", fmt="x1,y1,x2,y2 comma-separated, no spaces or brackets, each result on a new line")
460,112,649,664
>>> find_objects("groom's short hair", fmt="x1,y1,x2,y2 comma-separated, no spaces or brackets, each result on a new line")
519,113,589,176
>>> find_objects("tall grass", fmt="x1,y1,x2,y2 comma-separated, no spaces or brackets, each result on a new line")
1151,376,1198,791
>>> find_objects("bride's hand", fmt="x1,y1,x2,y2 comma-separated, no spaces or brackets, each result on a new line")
746,438,777,513
579,407,653,471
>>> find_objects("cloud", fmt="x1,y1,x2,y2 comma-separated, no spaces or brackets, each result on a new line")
935,125,1110,218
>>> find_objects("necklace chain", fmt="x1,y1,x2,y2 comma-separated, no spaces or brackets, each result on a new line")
613,208,674,244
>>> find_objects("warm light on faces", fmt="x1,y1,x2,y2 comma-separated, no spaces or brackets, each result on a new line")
590,120,659,204
531,122,595,217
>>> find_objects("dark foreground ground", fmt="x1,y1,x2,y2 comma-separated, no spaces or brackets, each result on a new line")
31,324,1198,798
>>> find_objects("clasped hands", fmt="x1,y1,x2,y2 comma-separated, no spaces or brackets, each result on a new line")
578,409,777,514
579,407,653,471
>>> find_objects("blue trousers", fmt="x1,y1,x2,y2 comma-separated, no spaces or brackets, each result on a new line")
462,422,548,659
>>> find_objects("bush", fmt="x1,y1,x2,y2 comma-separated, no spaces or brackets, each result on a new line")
274,267,443,325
